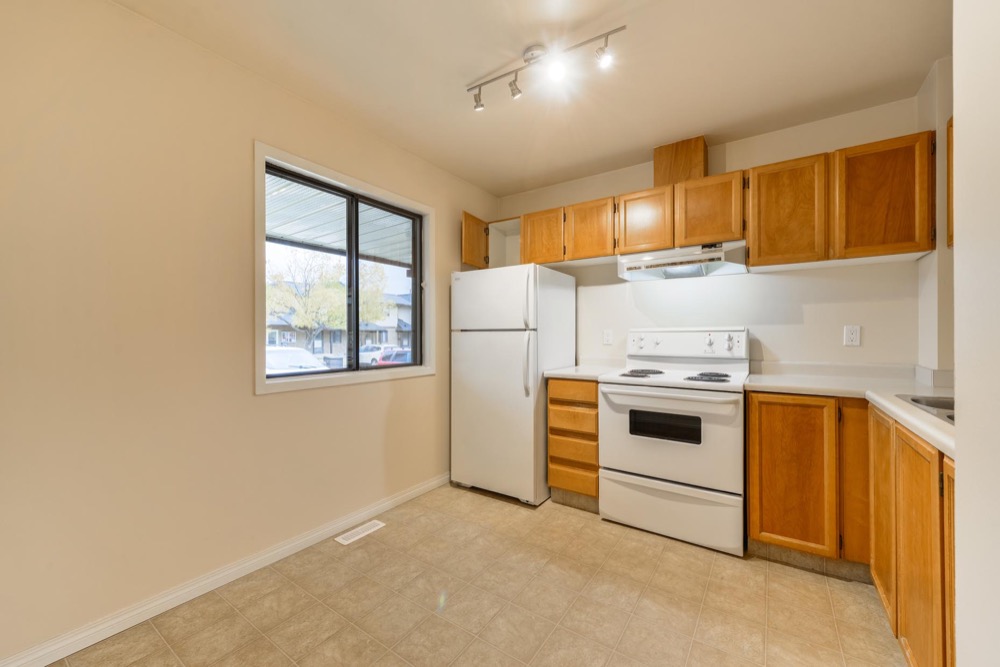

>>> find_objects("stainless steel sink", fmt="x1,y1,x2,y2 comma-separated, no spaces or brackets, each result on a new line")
896,394,956,426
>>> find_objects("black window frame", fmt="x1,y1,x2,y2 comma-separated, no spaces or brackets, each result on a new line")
264,163,423,378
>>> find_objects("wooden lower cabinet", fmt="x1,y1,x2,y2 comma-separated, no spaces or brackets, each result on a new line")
869,405,898,633
547,379,599,498
942,456,956,667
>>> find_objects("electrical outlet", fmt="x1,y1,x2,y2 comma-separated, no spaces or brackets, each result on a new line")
844,325,861,347
602,329,613,345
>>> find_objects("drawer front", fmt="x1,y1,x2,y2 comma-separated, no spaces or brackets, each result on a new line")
549,434,598,467
549,404,598,435
548,379,598,404
549,463,599,497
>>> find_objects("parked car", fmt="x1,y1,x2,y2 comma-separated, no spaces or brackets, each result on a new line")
376,348,412,366
359,344,396,366
265,346,327,376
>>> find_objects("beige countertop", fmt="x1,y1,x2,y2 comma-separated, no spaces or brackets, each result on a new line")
544,365,618,382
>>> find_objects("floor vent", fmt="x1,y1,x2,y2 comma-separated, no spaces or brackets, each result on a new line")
334,519,386,545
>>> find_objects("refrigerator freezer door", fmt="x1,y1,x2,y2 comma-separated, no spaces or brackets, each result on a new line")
451,330,546,504
451,265,536,331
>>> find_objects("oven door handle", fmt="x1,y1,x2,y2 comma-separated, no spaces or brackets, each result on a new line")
599,385,741,405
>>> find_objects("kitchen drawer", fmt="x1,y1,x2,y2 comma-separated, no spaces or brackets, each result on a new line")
549,434,598,467
548,462,599,497
548,404,598,435
548,379,598,405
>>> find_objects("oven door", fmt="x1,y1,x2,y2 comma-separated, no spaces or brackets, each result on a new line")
598,383,744,494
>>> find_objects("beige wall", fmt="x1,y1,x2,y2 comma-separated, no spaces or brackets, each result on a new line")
499,99,925,367
0,0,496,658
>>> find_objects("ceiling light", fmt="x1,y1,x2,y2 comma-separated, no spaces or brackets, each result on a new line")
509,74,522,100
464,25,625,110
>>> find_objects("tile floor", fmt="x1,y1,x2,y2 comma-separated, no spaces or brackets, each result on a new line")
53,485,905,666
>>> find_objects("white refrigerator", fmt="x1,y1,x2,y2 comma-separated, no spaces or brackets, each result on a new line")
451,264,576,505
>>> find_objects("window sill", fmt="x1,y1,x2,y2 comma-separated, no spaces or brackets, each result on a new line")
255,364,435,395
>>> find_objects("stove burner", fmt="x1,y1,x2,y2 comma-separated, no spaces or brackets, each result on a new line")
695,372,731,378
621,368,665,378
684,372,731,383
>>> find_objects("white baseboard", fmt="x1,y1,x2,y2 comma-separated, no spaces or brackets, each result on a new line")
1,473,451,667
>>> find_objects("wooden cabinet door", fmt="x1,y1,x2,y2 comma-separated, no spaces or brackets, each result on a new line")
565,197,615,260
943,456,955,667
520,207,564,264
748,154,828,266
839,398,870,563
895,426,943,667
832,131,935,259
616,187,674,254
869,405,897,633
947,117,954,248
461,211,489,269
674,171,744,247
748,392,838,558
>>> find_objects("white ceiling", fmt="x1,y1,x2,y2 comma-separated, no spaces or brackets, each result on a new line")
113,0,952,196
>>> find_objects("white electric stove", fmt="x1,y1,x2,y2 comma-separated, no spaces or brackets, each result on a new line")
597,327,749,556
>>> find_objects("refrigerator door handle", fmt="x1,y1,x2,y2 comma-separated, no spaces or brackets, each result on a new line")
523,271,530,329
523,331,531,396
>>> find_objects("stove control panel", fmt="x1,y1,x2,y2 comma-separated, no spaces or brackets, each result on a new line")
626,328,748,359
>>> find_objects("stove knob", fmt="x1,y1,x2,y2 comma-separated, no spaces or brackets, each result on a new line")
705,336,714,347
725,334,734,351
654,338,662,346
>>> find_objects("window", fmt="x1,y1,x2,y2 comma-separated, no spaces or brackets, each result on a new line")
261,162,422,382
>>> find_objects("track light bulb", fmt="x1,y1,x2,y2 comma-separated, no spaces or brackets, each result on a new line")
547,59,566,82
473,89,484,111
596,46,613,69
509,77,522,100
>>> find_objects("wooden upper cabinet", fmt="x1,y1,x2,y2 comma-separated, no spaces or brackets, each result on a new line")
895,425,943,667
674,170,744,247
748,392,839,558
943,455,956,667
653,136,708,187
947,117,954,248
564,197,615,260
839,397,870,564
616,187,674,254
520,207,564,264
748,154,828,266
869,405,897,633
832,131,935,259
461,211,489,269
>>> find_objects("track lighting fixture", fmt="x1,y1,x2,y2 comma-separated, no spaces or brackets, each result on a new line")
465,25,625,111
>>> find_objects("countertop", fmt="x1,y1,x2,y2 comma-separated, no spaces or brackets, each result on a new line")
545,365,956,459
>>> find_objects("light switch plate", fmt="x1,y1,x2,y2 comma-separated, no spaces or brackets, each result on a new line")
844,325,861,347
602,329,613,345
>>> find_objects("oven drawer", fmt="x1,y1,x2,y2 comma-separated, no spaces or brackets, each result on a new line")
598,383,744,494
600,469,744,556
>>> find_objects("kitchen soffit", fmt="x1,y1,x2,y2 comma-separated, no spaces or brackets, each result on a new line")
113,0,952,197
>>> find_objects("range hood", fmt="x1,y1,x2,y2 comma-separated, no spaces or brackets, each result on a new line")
618,240,747,281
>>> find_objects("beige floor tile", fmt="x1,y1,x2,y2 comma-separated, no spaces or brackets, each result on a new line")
211,637,292,667
366,550,426,591
238,581,315,632
129,649,183,667
438,585,507,633
480,604,555,663
474,560,536,600
765,628,846,666
298,624,387,667
357,593,429,646
767,598,841,650
582,568,645,611
836,618,907,666
702,579,766,624
407,509,452,536
686,640,759,666
560,538,617,569
647,564,709,603
323,575,394,622
769,561,830,586
398,567,467,611
172,615,260,667
537,555,598,592
392,615,474,667
216,568,287,609
372,523,425,550
293,559,362,599
373,651,410,666
66,622,167,667
767,572,834,616
44,661,68,667
495,541,552,574
378,504,426,525
632,587,701,637
438,518,488,544
271,546,334,581
828,580,892,630
531,626,611,667
694,606,766,665
265,604,347,660
824,558,872,583
444,548,500,581
151,592,234,645
338,539,392,573
616,615,691,666
602,550,659,585
452,638,523,667
522,523,576,553
660,540,715,577
606,652,643,666
711,555,767,596
513,577,578,622
408,534,460,567
559,595,630,648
